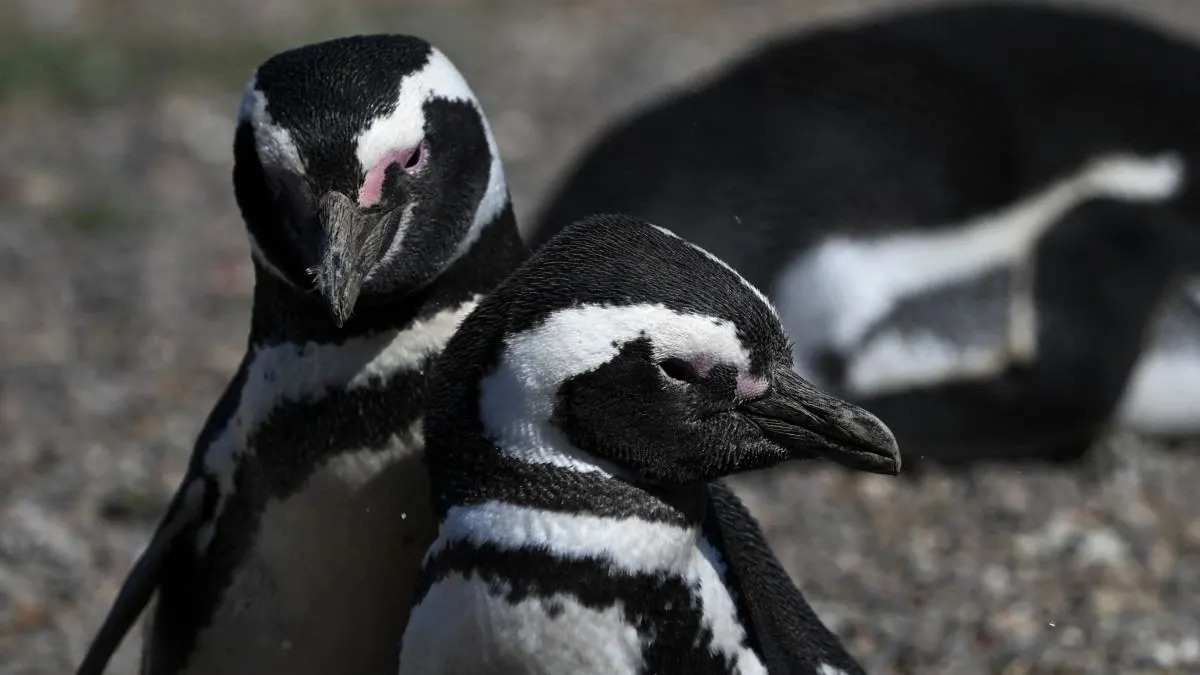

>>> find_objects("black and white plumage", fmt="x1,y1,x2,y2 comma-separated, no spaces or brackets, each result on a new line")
401,215,900,675
78,36,525,674
532,2,1200,463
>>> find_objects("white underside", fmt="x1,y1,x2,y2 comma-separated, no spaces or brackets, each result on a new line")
1116,288,1200,435
143,300,480,673
772,152,1186,405
402,501,766,675
172,428,434,675
399,574,645,675
1117,348,1200,435
198,299,479,551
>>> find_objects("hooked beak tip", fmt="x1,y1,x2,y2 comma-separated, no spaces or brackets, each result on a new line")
837,410,902,475
313,264,361,329
742,367,902,476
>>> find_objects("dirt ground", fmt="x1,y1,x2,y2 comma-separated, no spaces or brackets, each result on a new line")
2,0,1198,673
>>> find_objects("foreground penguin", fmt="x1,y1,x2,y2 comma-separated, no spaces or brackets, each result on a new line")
401,215,900,675
78,36,524,674
532,2,1200,463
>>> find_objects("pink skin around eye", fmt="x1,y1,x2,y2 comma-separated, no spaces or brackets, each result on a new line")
357,146,418,208
735,372,769,399
690,356,715,378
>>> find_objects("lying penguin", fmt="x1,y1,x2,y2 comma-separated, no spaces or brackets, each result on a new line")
401,215,900,674
531,2,1200,463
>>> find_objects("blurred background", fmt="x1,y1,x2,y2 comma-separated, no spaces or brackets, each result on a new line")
2,0,1199,672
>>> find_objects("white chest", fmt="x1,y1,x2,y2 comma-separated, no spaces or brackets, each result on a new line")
180,427,436,675
399,573,646,675
400,502,766,675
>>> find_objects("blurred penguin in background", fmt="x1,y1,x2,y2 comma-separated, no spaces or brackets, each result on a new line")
532,2,1200,466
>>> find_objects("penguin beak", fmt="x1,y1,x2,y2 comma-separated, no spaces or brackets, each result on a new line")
312,192,388,327
739,367,901,475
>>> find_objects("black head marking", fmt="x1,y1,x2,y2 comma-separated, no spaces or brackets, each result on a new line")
232,35,504,324
500,215,792,373
427,215,899,498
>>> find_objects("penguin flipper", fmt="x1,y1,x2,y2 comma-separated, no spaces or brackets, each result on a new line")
854,199,1195,464
844,264,1023,397
703,481,866,675
76,480,205,675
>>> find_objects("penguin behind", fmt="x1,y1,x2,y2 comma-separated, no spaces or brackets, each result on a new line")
401,215,900,675
78,35,525,674
531,2,1200,464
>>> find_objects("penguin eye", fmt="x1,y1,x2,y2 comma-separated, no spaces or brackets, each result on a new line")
403,141,425,172
659,358,704,383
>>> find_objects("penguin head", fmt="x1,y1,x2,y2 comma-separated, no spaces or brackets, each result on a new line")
433,214,900,488
233,35,506,325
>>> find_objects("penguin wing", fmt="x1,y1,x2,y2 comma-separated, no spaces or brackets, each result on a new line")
703,481,866,675
77,358,249,675
843,264,1027,397
76,479,206,675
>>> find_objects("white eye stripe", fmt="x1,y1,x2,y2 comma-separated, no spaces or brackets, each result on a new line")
353,48,478,177
479,303,755,475
239,77,305,175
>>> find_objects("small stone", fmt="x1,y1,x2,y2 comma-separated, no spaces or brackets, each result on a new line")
1076,528,1129,567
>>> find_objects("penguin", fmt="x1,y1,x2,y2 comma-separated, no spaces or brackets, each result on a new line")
400,214,901,675
530,2,1200,464
77,35,525,675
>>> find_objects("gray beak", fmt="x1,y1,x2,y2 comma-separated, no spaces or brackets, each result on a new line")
739,366,901,475
312,192,388,327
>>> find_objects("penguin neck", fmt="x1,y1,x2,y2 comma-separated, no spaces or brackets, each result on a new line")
435,455,710,580
432,425,712,568
247,205,526,346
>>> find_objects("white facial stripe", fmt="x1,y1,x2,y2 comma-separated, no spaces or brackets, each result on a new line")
401,575,645,675
354,48,476,175
452,111,508,259
195,298,480,551
479,304,750,474
239,77,304,174
775,152,1185,374
352,46,509,267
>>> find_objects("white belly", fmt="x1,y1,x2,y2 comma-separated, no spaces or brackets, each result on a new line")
1116,284,1200,435
178,428,435,675
399,573,645,675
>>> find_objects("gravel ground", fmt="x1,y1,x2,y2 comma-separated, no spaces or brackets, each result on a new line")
2,1,1199,673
